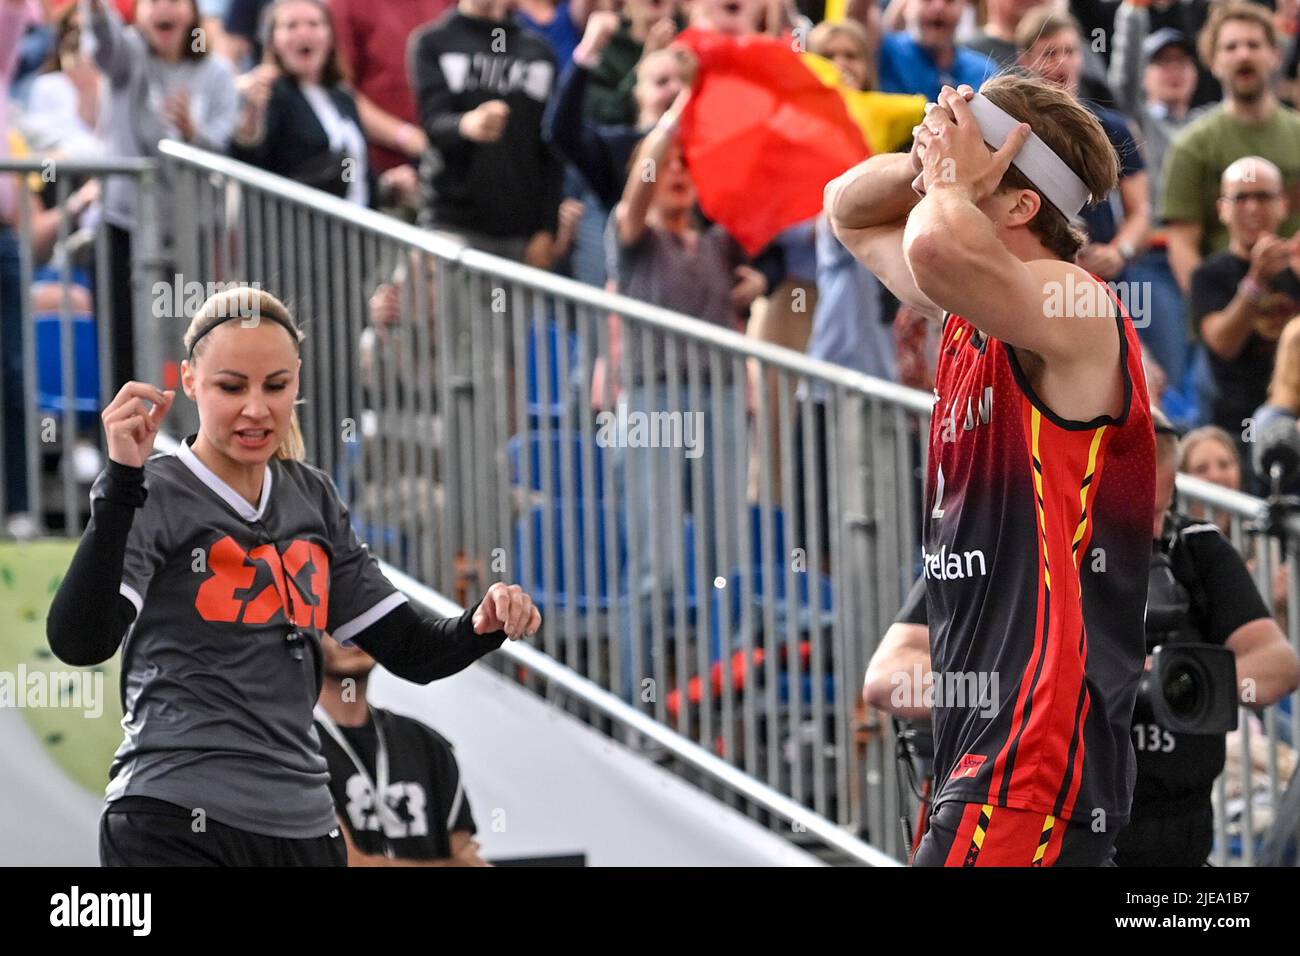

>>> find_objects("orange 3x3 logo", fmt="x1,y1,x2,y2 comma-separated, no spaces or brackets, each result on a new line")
194,536,330,628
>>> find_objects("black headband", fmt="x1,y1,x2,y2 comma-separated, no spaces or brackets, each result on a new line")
187,311,300,359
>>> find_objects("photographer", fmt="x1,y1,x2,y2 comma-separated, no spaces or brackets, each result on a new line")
865,408,1300,866
1117,408,1299,866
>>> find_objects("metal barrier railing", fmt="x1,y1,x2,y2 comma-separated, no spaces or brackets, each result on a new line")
155,140,1300,863
377,558,900,866
5,142,1296,863
0,157,161,535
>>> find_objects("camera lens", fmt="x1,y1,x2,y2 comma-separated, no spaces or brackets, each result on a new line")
1163,660,1205,721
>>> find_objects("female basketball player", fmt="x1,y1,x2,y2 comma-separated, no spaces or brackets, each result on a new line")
48,287,539,866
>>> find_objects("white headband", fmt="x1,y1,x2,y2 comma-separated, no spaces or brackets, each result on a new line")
966,93,1091,220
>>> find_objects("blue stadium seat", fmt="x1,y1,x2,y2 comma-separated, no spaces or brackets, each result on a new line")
707,506,837,705
506,432,608,503
34,312,100,415
525,319,578,421
513,501,626,613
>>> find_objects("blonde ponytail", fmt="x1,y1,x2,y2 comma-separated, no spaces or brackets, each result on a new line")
276,406,307,461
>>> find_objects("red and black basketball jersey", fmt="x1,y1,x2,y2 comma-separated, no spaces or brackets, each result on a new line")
924,283,1154,830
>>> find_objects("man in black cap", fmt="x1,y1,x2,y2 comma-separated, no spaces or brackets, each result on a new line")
1107,7,1215,412
1110,13,1204,206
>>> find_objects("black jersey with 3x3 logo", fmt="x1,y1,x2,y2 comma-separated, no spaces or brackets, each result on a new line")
316,707,477,859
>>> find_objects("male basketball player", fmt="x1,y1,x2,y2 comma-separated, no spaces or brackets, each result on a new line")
826,75,1155,865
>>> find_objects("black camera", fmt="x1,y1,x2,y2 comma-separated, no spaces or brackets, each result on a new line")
895,717,934,781
1139,537,1238,735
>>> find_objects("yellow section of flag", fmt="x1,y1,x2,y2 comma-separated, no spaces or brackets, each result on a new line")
802,53,926,154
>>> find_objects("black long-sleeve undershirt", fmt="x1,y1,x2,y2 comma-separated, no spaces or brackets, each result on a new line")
47,463,506,681
47,460,142,666
352,601,504,684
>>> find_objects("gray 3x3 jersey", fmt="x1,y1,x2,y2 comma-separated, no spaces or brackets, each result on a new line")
94,434,408,838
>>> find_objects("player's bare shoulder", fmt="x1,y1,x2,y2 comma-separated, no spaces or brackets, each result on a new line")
1020,258,1121,360
1015,258,1127,422
1026,258,1120,323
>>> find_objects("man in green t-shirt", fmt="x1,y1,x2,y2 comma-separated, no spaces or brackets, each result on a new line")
1159,1,1300,293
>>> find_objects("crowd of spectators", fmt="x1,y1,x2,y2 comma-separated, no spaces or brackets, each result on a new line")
5,0,1300,518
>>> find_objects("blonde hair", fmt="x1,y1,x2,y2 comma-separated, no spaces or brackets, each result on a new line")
1178,425,1242,475
1266,315,1300,413
979,72,1119,261
182,286,306,462
808,18,878,91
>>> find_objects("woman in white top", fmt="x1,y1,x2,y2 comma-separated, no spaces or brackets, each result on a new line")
23,3,106,161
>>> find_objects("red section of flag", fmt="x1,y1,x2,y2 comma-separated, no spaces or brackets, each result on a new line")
674,28,870,256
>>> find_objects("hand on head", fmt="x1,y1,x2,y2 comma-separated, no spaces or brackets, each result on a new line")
911,85,1029,203
910,83,973,178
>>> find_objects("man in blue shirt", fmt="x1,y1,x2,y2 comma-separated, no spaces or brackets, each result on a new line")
879,0,999,100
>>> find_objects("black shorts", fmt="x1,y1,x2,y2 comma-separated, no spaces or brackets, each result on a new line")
100,797,347,867
912,800,1118,867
